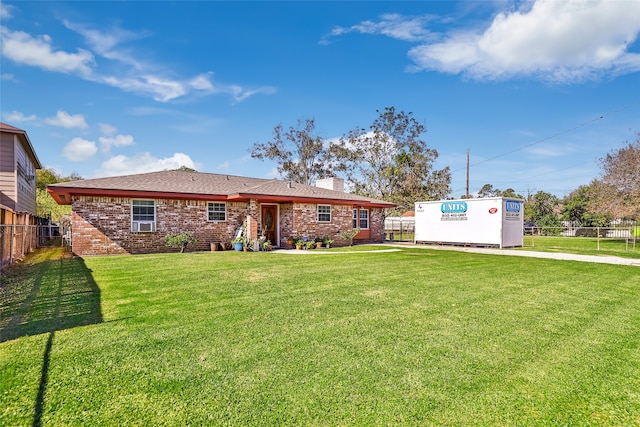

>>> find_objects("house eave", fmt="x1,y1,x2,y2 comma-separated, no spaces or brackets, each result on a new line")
228,192,396,208
46,187,228,205
46,187,397,209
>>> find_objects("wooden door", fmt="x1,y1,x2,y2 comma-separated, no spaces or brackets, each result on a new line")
261,205,277,244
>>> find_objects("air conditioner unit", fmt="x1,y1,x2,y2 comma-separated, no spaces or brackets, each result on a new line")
132,221,156,233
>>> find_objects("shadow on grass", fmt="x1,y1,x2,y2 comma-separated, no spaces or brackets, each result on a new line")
0,249,103,343
0,248,103,427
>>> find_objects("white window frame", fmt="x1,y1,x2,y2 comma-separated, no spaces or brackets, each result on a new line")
207,202,227,222
359,209,369,230
131,199,156,232
317,204,332,223
353,209,358,229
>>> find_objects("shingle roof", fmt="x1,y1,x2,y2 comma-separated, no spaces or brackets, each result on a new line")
47,170,396,207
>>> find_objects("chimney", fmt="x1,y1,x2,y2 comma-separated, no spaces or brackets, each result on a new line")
316,177,344,192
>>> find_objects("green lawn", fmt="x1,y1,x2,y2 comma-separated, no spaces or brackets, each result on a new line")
522,235,640,259
2,247,639,426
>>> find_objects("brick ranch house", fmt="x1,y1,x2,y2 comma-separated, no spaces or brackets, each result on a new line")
47,170,396,255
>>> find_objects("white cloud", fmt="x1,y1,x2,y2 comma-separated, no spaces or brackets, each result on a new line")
44,110,88,129
99,74,187,102
216,161,230,171
321,13,437,44
99,134,135,152
0,26,94,76
98,123,117,136
98,152,200,176
63,20,146,68
407,0,640,82
0,3,14,20
2,111,37,123
63,137,98,161
189,73,215,91
1,73,15,81
525,142,579,158
2,13,274,103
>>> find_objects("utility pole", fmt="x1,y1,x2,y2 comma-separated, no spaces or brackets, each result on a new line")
465,149,470,199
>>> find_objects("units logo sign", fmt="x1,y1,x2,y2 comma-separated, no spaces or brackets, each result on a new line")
505,201,521,212
505,200,522,221
440,201,468,221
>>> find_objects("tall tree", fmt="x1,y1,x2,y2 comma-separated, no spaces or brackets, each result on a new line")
591,132,640,219
36,168,82,222
525,190,561,234
478,184,500,198
562,184,609,227
250,118,334,185
333,107,450,213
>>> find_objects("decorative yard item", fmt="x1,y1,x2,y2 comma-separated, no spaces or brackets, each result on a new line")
323,237,333,248
164,231,198,253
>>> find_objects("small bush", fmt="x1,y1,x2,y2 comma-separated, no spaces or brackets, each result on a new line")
164,231,198,253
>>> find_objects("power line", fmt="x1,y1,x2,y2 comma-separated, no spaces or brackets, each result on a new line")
451,101,640,174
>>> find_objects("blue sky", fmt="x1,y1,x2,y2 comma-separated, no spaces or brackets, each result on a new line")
2,0,639,199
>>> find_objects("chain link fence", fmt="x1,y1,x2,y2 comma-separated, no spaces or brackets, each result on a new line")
524,224,638,251
384,217,638,253
384,218,415,242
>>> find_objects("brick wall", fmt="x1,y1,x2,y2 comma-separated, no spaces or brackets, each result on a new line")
71,196,248,255
70,196,386,255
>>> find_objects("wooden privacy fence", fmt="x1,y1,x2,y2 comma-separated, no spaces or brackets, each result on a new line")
0,224,64,269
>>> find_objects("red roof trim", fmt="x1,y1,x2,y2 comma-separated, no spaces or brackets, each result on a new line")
47,187,228,205
47,187,395,208
228,193,393,207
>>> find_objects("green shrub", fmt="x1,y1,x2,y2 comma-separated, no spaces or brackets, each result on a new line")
164,231,198,253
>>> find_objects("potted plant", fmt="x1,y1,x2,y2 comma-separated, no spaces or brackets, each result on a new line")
262,239,272,251
305,240,316,250
323,237,333,248
314,237,323,248
232,236,244,251
295,239,304,250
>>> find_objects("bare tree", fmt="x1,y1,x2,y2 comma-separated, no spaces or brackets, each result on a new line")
250,118,334,185
591,132,640,219
332,107,450,213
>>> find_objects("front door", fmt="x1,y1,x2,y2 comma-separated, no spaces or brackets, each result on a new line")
261,205,277,245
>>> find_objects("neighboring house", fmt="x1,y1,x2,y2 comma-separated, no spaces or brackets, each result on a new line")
0,122,42,266
47,170,396,255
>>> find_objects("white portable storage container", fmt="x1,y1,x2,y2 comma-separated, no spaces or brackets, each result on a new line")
414,197,524,248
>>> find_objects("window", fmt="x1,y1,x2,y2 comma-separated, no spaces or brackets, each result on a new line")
132,200,155,221
353,208,369,229
359,209,369,229
208,202,227,222
317,205,331,222
131,200,156,232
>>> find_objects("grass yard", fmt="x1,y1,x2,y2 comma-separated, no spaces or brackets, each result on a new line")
1,246,639,426
522,236,640,259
